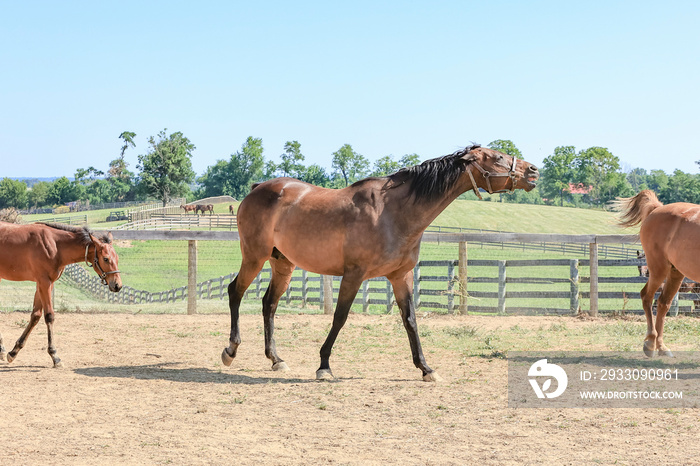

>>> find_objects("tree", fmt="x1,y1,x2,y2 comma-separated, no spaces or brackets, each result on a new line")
371,155,400,177
399,153,421,167
487,139,523,159
47,177,80,205
278,140,305,178
0,178,28,209
540,146,576,206
27,181,50,209
137,129,196,206
331,144,369,187
626,167,648,193
197,136,264,200
298,164,331,187
574,146,629,205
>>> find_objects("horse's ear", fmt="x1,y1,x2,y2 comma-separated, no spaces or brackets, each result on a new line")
89,233,103,247
107,231,114,243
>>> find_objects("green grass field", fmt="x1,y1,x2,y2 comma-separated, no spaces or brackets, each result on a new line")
2,200,648,315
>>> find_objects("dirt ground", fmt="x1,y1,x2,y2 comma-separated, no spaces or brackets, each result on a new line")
1,312,699,465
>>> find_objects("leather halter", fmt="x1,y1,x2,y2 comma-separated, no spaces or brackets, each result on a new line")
85,242,120,285
466,154,519,200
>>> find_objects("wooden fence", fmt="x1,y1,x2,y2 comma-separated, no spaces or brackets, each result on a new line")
58,230,699,316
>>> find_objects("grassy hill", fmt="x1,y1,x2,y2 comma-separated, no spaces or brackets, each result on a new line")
434,199,633,235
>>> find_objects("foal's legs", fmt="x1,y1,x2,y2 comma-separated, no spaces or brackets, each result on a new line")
222,258,266,366
316,271,363,380
7,281,62,367
389,271,440,382
261,255,296,371
654,268,684,358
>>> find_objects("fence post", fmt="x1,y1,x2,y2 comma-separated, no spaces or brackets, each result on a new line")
301,270,308,308
498,260,507,315
570,259,580,314
589,242,599,316
447,261,455,314
323,275,333,314
670,293,680,317
362,280,369,313
458,241,468,315
187,240,197,315
386,278,393,313
413,264,421,310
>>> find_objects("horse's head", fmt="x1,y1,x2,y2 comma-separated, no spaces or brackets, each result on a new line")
88,232,122,292
463,146,539,199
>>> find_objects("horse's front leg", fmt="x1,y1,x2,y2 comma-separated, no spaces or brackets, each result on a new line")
389,271,441,382
316,272,363,380
6,287,45,365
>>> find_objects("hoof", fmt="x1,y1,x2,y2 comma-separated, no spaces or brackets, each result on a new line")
423,371,443,382
272,361,290,372
643,342,656,358
6,353,14,364
658,346,674,358
0,352,6,362
316,369,334,380
221,348,234,366
53,360,64,369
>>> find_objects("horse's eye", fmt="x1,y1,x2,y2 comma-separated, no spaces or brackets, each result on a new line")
103,257,110,263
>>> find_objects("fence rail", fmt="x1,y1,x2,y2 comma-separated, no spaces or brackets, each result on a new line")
60,230,694,316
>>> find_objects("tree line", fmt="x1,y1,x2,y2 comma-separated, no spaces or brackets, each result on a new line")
1,129,698,211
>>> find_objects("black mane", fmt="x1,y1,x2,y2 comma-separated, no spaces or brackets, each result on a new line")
388,144,480,203
38,222,111,245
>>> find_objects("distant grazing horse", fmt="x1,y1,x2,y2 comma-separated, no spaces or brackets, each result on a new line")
196,204,214,215
617,190,700,357
0,222,122,367
229,205,235,215
221,144,539,381
180,204,197,215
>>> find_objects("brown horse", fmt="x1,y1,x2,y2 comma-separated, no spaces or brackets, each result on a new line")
221,144,539,381
180,204,196,215
617,189,700,357
0,222,122,367
229,205,235,215
196,204,214,215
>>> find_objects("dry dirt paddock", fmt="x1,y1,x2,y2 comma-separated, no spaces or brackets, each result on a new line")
1,311,699,465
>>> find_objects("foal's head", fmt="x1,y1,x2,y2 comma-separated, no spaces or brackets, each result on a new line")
89,232,122,292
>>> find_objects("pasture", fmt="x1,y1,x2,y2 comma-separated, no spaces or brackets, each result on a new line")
2,312,700,464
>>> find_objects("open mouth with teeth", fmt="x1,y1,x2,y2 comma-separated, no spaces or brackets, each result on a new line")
526,175,539,190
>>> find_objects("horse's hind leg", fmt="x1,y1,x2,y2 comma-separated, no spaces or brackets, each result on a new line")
222,258,266,366
640,268,669,357
6,287,44,364
262,253,295,371
389,271,440,382
654,268,684,358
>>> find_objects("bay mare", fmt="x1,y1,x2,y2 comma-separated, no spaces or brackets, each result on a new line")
222,145,539,381
616,190,700,357
0,222,122,367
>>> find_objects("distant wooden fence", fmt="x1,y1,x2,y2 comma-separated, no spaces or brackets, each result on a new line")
117,214,237,231
56,230,699,316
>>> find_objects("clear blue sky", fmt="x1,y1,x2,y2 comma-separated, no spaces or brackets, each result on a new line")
1,1,699,179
